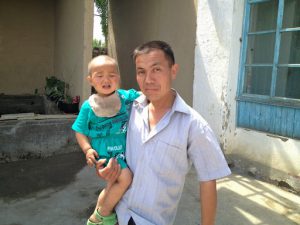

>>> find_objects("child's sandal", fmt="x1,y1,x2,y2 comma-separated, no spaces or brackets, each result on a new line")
87,209,118,225
86,209,103,225
87,219,103,225
101,212,117,225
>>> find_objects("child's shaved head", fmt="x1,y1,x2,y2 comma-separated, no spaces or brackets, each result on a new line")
88,55,119,75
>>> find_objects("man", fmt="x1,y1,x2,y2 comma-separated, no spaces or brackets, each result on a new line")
97,40,231,225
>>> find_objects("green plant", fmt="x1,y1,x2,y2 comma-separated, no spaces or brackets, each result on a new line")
64,93,73,104
93,39,102,49
95,0,108,46
44,76,66,103
45,76,80,106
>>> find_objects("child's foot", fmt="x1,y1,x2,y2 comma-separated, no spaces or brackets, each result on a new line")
101,212,117,225
87,218,103,225
87,209,103,225
87,209,117,225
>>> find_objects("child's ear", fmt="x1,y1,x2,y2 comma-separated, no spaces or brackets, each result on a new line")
86,75,92,84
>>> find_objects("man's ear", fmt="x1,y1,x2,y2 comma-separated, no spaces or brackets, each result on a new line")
171,64,179,80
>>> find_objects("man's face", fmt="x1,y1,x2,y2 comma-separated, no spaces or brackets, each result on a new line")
135,50,178,103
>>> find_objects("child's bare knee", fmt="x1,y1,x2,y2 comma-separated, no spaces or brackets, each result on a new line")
118,168,132,189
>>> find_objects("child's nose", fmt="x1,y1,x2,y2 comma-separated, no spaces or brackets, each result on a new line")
102,76,110,82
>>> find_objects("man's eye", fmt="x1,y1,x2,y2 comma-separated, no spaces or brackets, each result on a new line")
154,68,161,72
137,71,145,75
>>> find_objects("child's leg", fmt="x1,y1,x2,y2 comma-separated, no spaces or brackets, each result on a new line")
88,187,110,223
100,167,132,216
96,184,112,209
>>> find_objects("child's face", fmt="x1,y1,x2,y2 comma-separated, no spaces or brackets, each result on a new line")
88,63,120,96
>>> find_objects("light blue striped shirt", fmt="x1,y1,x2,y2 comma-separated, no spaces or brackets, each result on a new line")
116,92,231,225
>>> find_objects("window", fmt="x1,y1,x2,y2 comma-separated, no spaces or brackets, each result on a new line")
237,0,300,139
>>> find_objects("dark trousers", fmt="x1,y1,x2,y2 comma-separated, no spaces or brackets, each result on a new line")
128,217,136,225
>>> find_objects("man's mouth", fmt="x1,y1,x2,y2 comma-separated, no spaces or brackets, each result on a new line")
145,87,158,92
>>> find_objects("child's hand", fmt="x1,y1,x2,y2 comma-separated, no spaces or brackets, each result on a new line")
85,148,98,167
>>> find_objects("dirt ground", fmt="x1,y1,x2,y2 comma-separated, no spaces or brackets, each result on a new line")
1,152,299,225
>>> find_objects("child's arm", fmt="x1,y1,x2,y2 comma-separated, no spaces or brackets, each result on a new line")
75,132,98,167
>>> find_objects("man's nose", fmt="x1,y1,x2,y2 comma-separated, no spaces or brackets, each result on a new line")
145,72,154,83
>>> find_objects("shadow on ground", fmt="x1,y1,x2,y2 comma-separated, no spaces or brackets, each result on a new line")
0,152,86,200
175,168,300,225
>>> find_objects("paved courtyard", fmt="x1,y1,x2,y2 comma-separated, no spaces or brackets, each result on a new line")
0,152,299,225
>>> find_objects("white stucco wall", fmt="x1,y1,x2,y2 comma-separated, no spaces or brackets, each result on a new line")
0,0,93,103
194,0,234,137
54,0,93,103
0,0,55,95
108,0,197,106
194,0,300,190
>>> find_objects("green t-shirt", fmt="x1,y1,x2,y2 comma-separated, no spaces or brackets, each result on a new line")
72,89,140,168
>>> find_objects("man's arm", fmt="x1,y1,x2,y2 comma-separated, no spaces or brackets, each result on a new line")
200,180,217,225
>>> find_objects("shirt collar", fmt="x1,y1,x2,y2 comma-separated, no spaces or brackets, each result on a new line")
133,89,190,115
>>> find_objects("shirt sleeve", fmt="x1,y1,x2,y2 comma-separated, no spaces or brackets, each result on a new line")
120,89,140,101
129,89,141,100
188,121,231,181
72,100,90,136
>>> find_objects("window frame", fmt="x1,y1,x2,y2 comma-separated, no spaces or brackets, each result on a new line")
237,0,300,108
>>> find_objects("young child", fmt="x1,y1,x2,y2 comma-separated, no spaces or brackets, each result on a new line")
72,55,139,225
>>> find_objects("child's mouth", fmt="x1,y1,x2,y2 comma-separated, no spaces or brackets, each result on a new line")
102,84,111,89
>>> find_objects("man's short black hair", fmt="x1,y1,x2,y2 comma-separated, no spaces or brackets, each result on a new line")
132,40,175,66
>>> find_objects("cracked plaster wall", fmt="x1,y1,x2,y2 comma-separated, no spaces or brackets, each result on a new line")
194,0,300,191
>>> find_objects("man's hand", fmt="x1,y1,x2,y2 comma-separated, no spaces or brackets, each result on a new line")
96,158,121,185
85,148,98,167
